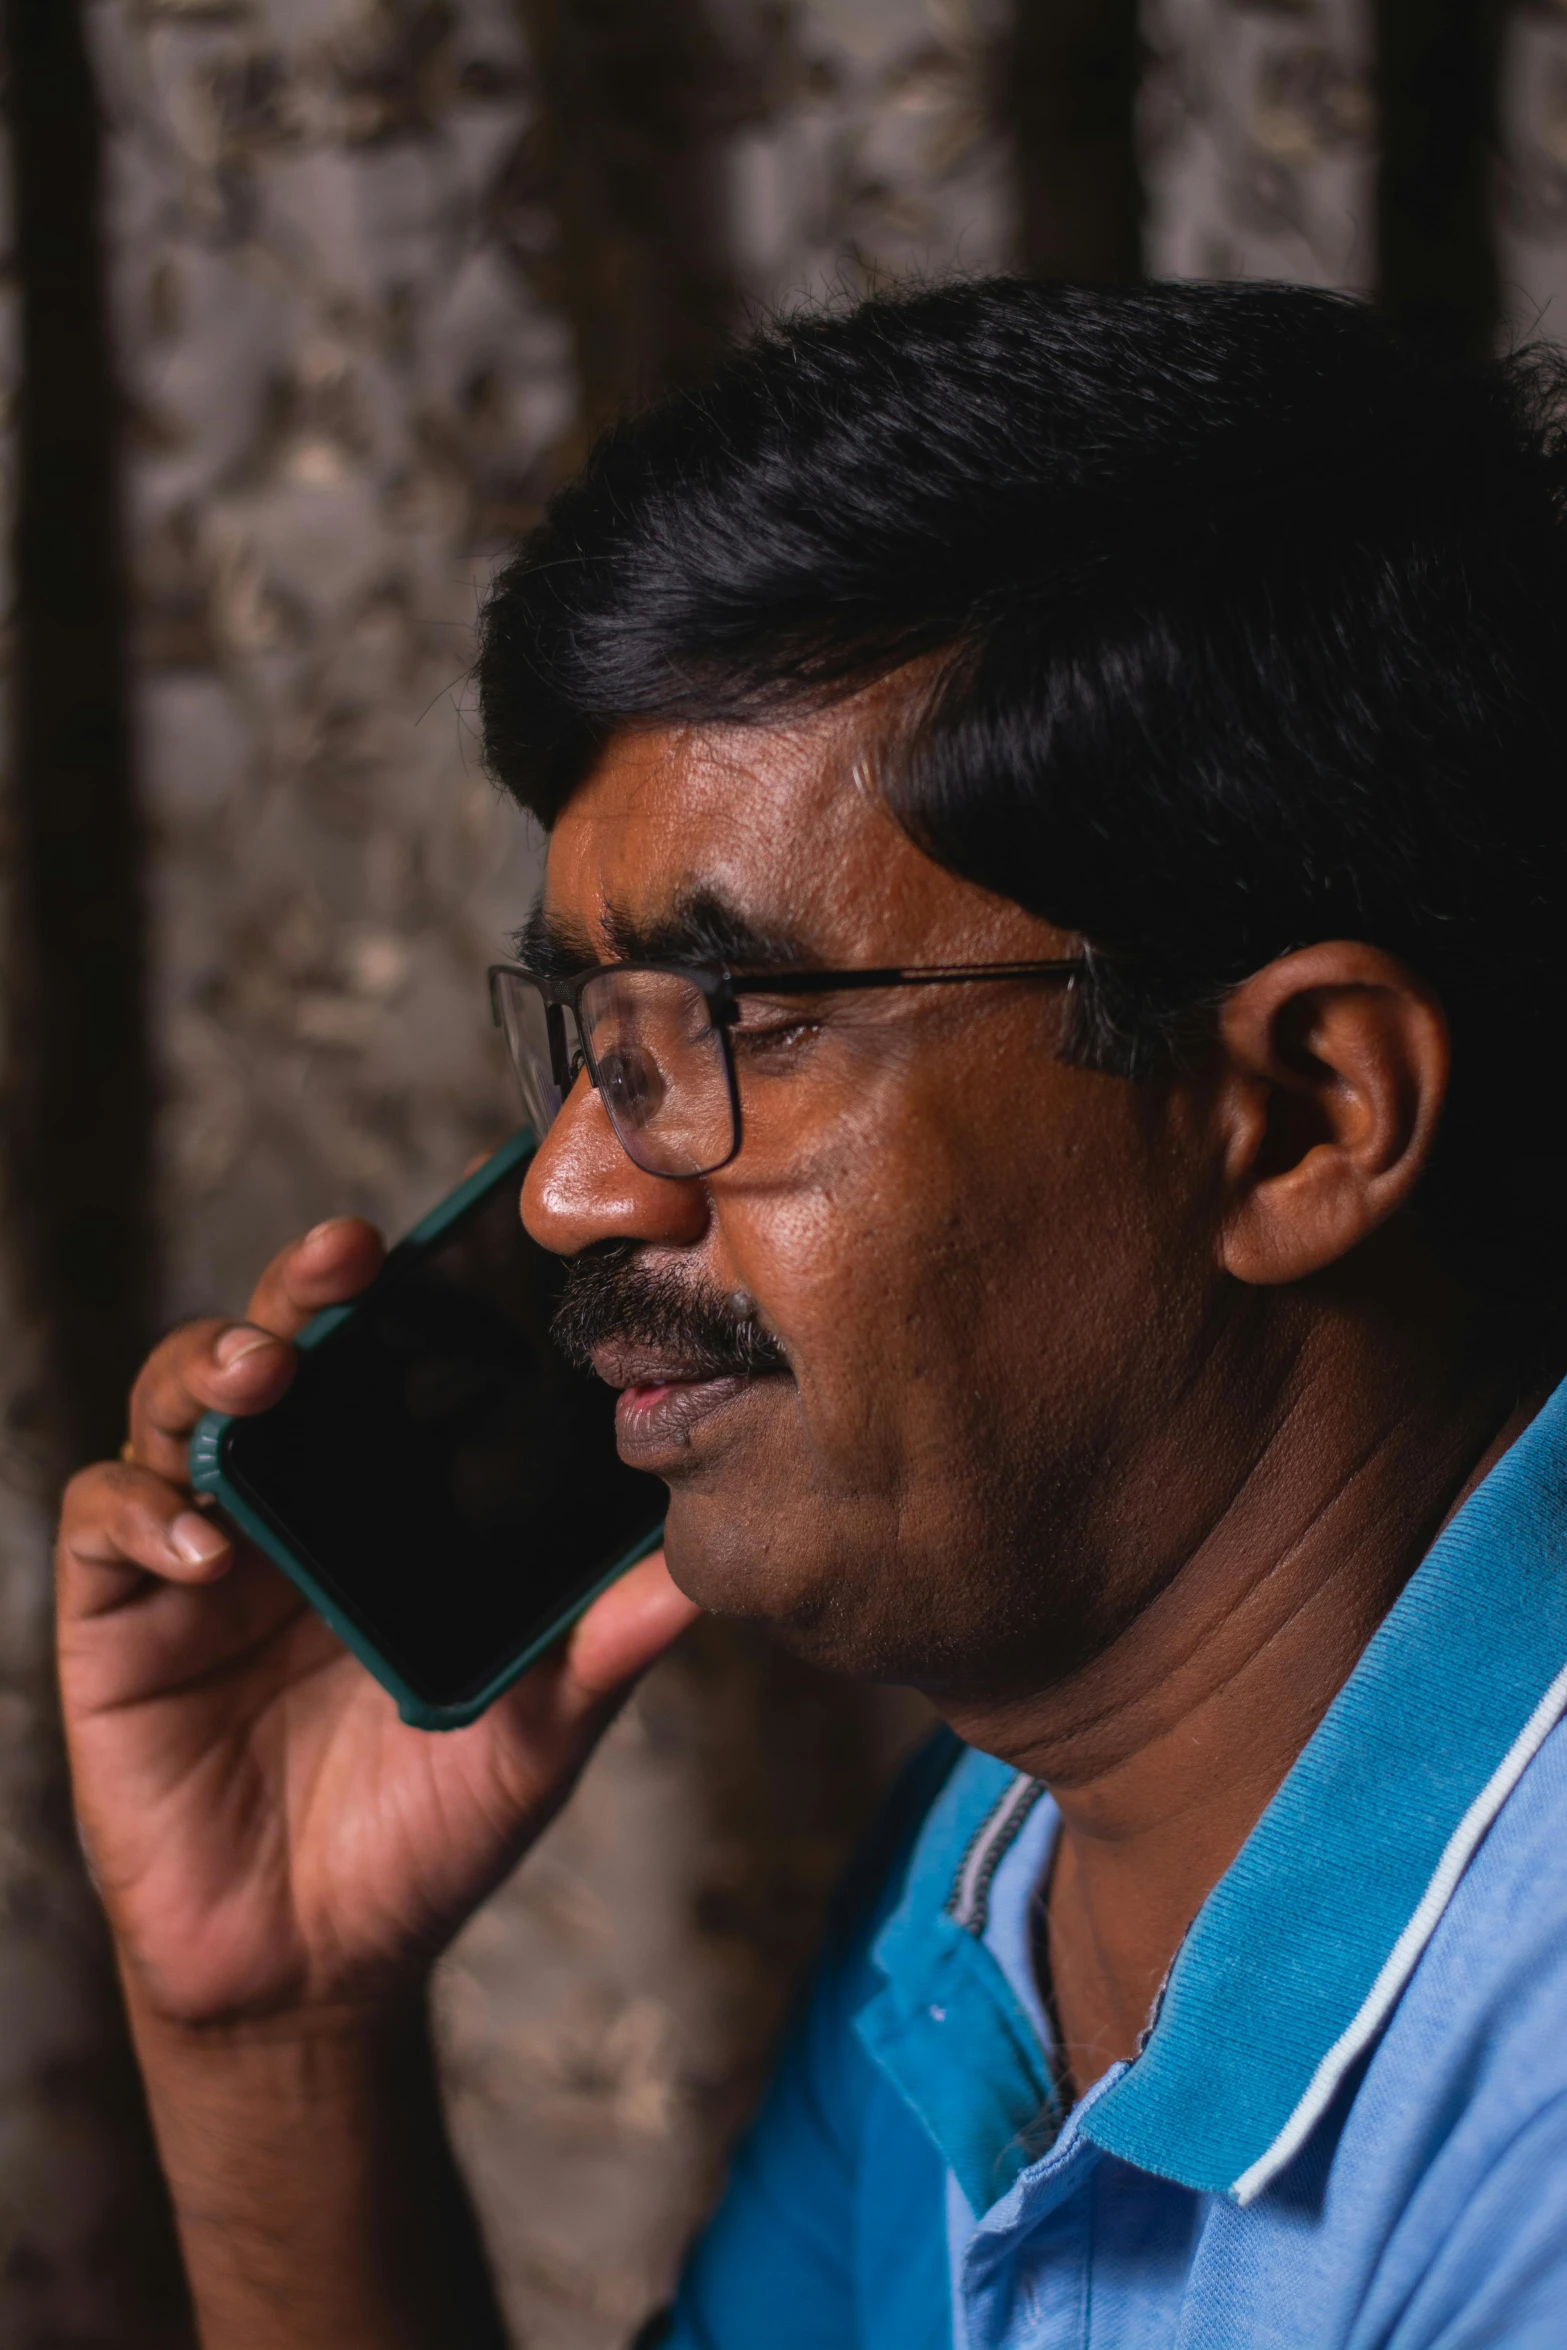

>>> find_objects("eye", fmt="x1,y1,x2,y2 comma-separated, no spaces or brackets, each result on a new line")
597,1045,666,1123
730,1012,821,1061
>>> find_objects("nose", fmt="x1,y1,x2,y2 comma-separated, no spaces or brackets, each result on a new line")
522,1070,709,1255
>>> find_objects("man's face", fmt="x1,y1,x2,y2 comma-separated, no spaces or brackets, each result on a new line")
522,707,1227,1702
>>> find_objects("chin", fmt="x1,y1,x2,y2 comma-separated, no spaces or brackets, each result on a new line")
659,1490,944,1685
659,1488,811,1618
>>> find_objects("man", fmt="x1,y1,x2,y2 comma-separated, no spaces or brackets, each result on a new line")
57,280,1567,2347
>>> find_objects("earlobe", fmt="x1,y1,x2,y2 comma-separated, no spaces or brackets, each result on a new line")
1213,944,1450,1289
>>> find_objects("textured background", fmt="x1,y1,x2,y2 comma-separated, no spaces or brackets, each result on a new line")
3,4,1567,2344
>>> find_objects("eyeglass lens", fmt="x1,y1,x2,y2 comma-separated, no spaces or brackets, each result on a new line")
493,972,564,1138
493,968,739,1179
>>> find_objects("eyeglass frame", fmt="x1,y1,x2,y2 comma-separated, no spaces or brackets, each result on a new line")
487,955,1089,1179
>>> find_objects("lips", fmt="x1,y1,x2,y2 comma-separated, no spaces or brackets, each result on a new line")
612,1373,756,1468
589,1341,779,1473
589,1340,724,1391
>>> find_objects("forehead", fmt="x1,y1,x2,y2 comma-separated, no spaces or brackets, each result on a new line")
542,697,1020,962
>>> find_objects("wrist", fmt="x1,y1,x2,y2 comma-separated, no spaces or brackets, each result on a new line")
125,1980,438,2222
124,1975,430,2074
124,1981,496,2350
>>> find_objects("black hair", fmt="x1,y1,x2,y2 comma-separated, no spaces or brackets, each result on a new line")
477,278,1567,1325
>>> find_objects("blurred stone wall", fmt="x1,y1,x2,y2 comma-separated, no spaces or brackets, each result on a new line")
1499,2,1567,341
3,4,1563,2346
1142,0,1375,287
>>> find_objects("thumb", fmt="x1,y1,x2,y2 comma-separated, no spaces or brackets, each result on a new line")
564,1550,700,1700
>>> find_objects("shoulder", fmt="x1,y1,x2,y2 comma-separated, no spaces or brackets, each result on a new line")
1319,1727,1567,2347
1365,1714,1567,2148
1424,1711,1567,2011
660,1733,970,2350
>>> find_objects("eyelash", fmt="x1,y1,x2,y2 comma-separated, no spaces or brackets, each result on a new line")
730,1012,822,1058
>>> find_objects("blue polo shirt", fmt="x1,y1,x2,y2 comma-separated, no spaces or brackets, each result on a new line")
662,1372,1567,2347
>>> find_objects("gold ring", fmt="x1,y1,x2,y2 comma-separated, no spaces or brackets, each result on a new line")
119,1440,137,1464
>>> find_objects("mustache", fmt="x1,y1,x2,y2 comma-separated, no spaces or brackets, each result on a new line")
551,1241,791,1380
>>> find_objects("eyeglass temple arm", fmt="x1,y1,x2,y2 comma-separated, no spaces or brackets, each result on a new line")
726,959,1087,997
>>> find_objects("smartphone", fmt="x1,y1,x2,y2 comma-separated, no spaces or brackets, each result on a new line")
189,1129,666,1730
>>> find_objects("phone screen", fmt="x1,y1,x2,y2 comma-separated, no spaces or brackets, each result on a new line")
216,1153,665,1712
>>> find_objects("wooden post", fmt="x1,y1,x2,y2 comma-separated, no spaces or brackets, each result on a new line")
0,3,189,2339
1008,0,1143,281
513,0,746,436
2,0,158,1470
1374,0,1504,356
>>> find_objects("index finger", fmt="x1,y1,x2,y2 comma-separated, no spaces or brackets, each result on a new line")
124,1220,387,1483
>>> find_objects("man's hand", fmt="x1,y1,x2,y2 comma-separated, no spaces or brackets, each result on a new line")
58,1212,697,2030
59,1212,700,2020
55,1209,697,2348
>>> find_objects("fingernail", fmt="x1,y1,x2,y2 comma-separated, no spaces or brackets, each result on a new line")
214,1324,275,1369
170,1511,229,1568
303,1217,353,1249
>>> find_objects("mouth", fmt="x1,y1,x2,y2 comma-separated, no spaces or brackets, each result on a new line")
591,1342,782,1472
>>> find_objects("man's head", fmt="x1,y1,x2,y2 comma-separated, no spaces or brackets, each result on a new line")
477,280,1567,1700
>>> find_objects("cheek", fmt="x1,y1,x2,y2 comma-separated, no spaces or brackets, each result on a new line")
722,1069,1198,1485
709,1115,1088,1476
720,1166,923,1459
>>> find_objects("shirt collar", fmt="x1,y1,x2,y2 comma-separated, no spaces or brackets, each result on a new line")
856,1373,1567,2213
854,1749,1063,2214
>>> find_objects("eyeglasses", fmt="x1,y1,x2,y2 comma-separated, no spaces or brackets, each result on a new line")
491,954,1090,1175
490,957,1089,1179
489,955,1087,1180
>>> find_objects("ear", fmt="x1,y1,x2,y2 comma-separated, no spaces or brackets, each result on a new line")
1211,943,1450,1288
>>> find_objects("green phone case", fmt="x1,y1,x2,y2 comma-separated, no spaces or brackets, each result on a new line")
188,1126,664,1732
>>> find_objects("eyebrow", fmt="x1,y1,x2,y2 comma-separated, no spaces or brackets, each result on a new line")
509,889,820,978
509,903,596,981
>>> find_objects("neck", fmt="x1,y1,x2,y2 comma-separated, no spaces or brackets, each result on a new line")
941,1279,1554,2099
